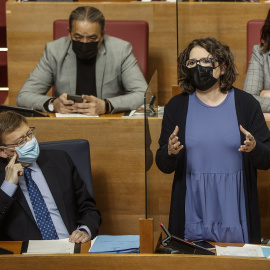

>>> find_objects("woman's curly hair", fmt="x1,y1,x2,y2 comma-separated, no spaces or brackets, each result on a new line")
177,37,238,94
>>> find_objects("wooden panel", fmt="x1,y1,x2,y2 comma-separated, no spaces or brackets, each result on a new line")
139,218,154,253
1,250,270,270
79,0,133,2
27,117,145,235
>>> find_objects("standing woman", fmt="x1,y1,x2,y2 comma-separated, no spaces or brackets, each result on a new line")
156,37,270,244
244,9,270,112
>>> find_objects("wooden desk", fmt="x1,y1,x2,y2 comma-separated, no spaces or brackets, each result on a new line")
0,241,270,270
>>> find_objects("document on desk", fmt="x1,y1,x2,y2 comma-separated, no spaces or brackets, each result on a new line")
55,113,99,117
89,235,140,253
22,238,75,254
215,244,264,258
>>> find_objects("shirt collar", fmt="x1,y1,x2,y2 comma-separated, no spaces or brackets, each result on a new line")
27,161,39,172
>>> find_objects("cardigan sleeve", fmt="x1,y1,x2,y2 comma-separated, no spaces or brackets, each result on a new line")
155,96,186,174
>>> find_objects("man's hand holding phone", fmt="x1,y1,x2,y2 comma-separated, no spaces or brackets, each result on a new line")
5,153,24,185
53,93,107,115
67,94,83,103
72,95,106,116
53,93,77,114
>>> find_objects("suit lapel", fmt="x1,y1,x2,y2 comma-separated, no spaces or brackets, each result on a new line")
0,160,37,226
96,39,107,99
66,44,77,95
37,151,71,233
15,187,37,225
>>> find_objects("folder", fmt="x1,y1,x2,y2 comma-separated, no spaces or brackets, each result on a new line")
89,235,140,253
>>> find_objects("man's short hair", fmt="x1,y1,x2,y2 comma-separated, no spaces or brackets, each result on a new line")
0,111,28,145
69,6,105,36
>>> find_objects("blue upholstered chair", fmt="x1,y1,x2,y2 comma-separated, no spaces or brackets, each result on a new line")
39,139,94,198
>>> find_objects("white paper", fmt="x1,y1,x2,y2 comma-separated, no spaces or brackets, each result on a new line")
23,238,75,254
215,244,264,258
55,113,99,118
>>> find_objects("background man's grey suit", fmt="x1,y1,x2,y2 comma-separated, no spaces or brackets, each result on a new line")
17,35,148,113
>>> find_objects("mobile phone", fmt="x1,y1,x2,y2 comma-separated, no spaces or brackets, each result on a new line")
67,94,83,103
193,240,215,249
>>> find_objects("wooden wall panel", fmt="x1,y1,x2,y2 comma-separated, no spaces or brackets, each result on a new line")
1,251,270,270
27,117,145,235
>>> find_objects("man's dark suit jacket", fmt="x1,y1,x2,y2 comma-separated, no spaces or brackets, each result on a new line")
0,149,101,241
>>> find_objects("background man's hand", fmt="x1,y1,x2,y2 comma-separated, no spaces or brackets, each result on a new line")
53,93,75,114
72,95,106,116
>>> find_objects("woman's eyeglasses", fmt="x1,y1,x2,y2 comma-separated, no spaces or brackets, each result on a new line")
186,58,215,69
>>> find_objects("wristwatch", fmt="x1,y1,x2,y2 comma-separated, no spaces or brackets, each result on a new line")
104,99,111,114
48,99,55,112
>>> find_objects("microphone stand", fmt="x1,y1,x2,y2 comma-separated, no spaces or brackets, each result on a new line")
176,0,179,58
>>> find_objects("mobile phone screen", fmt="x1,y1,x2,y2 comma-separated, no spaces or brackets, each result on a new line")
67,95,83,103
193,240,215,249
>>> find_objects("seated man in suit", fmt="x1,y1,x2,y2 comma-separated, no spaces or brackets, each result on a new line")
17,6,148,116
0,111,101,241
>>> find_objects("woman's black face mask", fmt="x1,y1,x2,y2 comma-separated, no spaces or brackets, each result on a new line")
187,65,218,91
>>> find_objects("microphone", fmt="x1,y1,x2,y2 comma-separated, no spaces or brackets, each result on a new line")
160,223,171,237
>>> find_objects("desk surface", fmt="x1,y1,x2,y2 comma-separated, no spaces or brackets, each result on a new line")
0,241,270,270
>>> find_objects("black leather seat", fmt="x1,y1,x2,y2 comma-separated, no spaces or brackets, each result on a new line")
39,139,94,198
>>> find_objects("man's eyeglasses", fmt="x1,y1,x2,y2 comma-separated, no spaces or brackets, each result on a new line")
186,58,215,69
2,127,36,149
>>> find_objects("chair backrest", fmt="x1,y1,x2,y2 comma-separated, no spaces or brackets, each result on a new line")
247,19,264,70
0,0,6,28
53,19,149,79
39,139,94,198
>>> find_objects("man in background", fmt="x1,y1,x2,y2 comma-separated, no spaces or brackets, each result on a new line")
17,6,147,116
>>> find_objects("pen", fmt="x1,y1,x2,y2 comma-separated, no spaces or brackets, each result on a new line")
160,223,171,238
